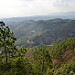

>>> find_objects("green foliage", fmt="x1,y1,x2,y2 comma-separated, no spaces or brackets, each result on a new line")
0,58,33,75
0,21,75,75
49,37,75,59
33,49,53,75
54,58,75,75
15,58,33,75
31,45,47,54
0,21,17,63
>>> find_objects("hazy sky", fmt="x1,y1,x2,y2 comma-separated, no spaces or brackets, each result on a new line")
0,0,75,18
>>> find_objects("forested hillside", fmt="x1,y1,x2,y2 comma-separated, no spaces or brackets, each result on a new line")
0,0,75,74
30,37,75,74
0,21,75,75
8,18,75,47
49,37,75,74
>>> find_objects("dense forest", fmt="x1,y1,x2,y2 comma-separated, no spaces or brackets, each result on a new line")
0,20,75,75
7,18,75,48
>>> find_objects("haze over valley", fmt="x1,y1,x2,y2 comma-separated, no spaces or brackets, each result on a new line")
0,0,75,75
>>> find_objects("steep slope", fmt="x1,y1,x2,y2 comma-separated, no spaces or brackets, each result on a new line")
48,37,75,74
8,18,75,47
30,37,75,74
27,37,75,74
48,37,75,66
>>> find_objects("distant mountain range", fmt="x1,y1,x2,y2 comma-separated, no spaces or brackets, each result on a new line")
2,12,75,24
7,18,75,48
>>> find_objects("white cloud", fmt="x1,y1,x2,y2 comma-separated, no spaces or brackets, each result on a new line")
0,0,75,18
53,0,75,12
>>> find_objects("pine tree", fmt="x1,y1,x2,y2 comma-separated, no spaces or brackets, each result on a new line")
0,21,16,63
34,49,53,75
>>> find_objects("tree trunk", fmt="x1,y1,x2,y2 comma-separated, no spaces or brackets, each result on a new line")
5,46,8,63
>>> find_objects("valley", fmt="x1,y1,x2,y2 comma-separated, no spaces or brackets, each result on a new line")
0,18,75,75
7,18,75,48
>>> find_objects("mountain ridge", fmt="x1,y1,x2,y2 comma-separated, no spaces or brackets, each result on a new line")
2,12,75,24
7,18,75,47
